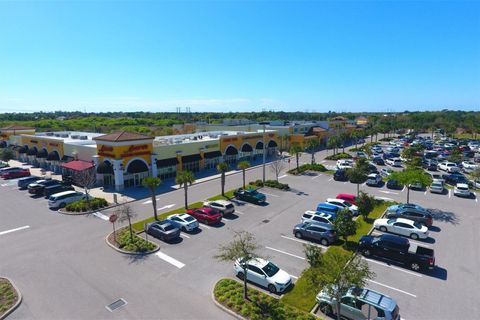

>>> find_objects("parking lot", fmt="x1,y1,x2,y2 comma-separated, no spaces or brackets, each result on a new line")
1,145,480,319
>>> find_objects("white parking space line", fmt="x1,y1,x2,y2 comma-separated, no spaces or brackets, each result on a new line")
371,231,432,248
311,174,322,180
235,211,245,215
262,192,280,198
290,275,299,280
247,204,258,208
181,233,190,239
362,258,422,277
278,174,288,179
367,279,417,298
328,178,333,182
375,196,394,201
0,225,30,236
401,186,406,192
379,190,398,195
201,224,212,230
157,204,175,211
424,190,428,195
448,189,452,198
265,246,305,260
155,251,185,269
92,211,109,221
280,235,327,249
343,181,348,184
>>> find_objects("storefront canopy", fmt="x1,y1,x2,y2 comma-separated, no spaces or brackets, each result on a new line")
62,160,95,172
97,161,114,174
37,149,48,158
203,151,222,159
18,146,28,154
225,146,238,155
27,148,37,156
0,141,6,148
241,144,253,152
157,158,178,167
255,141,264,150
182,154,202,163
46,151,60,161
126,159,149,173
268,140,278,148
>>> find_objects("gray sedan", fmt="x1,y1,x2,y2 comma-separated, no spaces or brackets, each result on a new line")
293,222,337,246
145,221,180,242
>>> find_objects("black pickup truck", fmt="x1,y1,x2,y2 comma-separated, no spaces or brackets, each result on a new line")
359,234,435,271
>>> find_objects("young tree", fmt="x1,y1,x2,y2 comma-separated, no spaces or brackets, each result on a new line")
214,231,261,300
305,139,320,164
304,244,323,268
390,168,432,203
216,162,229,196
74,167,97,209
176,170,195,209
116,203,137,241
269,158,286,181
314,250,374,320
289,143,303,172
357,191,375,222
0,148,14,162
237,160,250,189
143,176,161,221
346,160,368,197
332,209,358,247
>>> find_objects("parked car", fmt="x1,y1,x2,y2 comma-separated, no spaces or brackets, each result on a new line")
367,164,378,174
43,184,75,199
438,161,460,173
336,159,354,170
316,286,401,320
333,169,348,181
0,161,9,169
386,179,403,190
461,161,478,173
380,168,393,177
372,156,385,165
293,222,337,246
316,203,341,215
386,204,433,227
374,217,429,240
336,193,358,206
359,234,435,271
28,179,62,195
366,173,382,187
186,207,222,225
1,168,30,179
17,176,42,190
408,181,423,191
233,257,292,294
386,158,402,167
203,200,235,216
233,188,266,204
144,220,181,241
356,151,367,159
302,210,336,225
0,166,20,176
454,183,471,198
443,173,469,186
166,213,199,232
422,160,438,171
325,198,358,215
429,180,444,194
47,191,87,209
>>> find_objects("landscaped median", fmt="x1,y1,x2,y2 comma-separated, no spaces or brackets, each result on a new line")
106,227,159,255
0,277,21,319
287,163,329,175
59,197,111,215
213,278,317,320
280,200,392,313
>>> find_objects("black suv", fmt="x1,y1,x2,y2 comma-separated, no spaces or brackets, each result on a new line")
333,169,348,181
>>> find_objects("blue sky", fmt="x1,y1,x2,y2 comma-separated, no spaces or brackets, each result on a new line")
0,1,479,113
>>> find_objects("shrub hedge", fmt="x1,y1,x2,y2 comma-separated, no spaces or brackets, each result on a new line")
116,228,157,252
65,197,108,212
251,179,290,190
325,152,352,161
287,163,327,175
214,279,316,320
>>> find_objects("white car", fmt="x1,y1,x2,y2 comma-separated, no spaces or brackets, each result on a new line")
48,191,87,209
461,161,478,173
438,161,460,173
203,200,235,216
166,213,199,232
386,158,402,167
325,198,359,216
380,168,393,177
233,258,292,294
366,173,382,186
430,181,444,194
336,159,353,170
356,151,367,159
454,183,471,198
302,210,335,225
374,217,429,240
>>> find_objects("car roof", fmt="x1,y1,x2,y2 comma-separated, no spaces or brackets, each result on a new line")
242,257,269,268
317,203,338,209
51,190,78,197
380,234,409,245
206,200,231,206
393,218,416,225
303,222,334,230
304,210,333,218
456,183,469,188
337,193,355,199
326,198,345,203
351,287,397,312
367,173,378,178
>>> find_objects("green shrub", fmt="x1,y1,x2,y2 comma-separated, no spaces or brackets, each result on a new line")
264,180,290,190
65,197,108,212
116,228,156,252
287,163,326,175
325,152,352,160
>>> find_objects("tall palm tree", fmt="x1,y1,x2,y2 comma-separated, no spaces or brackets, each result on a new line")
143,177,161,221
237,160,250,189
176,170,195,209
289,143,303,172
217,162,229,196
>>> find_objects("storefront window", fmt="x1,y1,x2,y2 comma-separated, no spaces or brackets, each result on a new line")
182,161,200,172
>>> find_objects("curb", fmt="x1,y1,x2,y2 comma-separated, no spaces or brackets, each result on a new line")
211,280,246,320
104,231,160,256
0,277,22,320
58,204,116,215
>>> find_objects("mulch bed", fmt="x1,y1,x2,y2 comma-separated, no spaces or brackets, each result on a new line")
0,278,18,315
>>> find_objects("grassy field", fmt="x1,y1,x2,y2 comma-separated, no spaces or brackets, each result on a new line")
0,278,18,315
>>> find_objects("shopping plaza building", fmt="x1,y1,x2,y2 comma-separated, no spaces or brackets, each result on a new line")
0,117,366,191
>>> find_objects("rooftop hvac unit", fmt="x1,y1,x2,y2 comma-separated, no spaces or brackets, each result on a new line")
70,135,79,139
54,134,60,137
46,132,54,136
79,136,88,140
60,133,69,138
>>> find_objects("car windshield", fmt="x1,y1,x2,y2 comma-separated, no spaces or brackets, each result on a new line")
262,262,279,277
413,222,423,229
458,186,468,190
163,225,175,231
387,218,396,224
183,216,195,222
249,190,258,195
343,201,352,207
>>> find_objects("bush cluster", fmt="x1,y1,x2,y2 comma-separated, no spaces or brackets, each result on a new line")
65,197,108,212
287,163,327,175
325,152,352,160
0,279,17,313
250,179,290,190
116,228,156,252
379,137,394,142
214,279,316,320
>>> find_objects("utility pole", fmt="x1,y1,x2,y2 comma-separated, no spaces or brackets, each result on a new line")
261,122,267,183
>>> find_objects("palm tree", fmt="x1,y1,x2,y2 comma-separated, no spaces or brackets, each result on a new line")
217,162,229,196
237,161,250,189
289,143,303,172
305,139,319,164
176,170,195,209
143,177,161,221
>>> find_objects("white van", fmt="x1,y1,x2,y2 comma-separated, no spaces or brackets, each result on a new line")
48,191,86,209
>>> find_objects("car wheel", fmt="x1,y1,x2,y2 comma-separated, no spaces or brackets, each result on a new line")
295,232,303,239
237,272,245,281
410,262,421,271
182,226,187,232
268,284,277,294
319,303,333,315
320,238,329,246
410,233,419,240
379,226,387,232
362,249,371,257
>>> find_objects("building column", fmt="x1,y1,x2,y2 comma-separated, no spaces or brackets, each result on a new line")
150,153,158,178
113,159,124,191
199,149,205,170
92,155,102,185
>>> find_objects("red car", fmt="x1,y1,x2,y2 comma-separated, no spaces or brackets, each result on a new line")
1,168,30,179
336,193,358,206
186,207,222,225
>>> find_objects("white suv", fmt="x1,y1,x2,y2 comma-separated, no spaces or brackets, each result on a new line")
454,183,471,198
203,200,235,216
439,161,460,173
48,191,87,209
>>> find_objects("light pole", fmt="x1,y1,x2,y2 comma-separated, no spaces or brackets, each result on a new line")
262,123,267,183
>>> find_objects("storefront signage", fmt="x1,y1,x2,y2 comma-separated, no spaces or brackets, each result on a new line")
98,145,115,158
244,134,263,140
49,142,60,147
222,137,238,143
120,144,151,158
30,140,38,144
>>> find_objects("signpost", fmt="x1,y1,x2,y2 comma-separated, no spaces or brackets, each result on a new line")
110,214,118,242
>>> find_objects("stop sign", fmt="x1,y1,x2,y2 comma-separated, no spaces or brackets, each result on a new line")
109,214,118,223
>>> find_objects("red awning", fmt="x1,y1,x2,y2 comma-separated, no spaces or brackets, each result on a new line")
61,160,95,171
